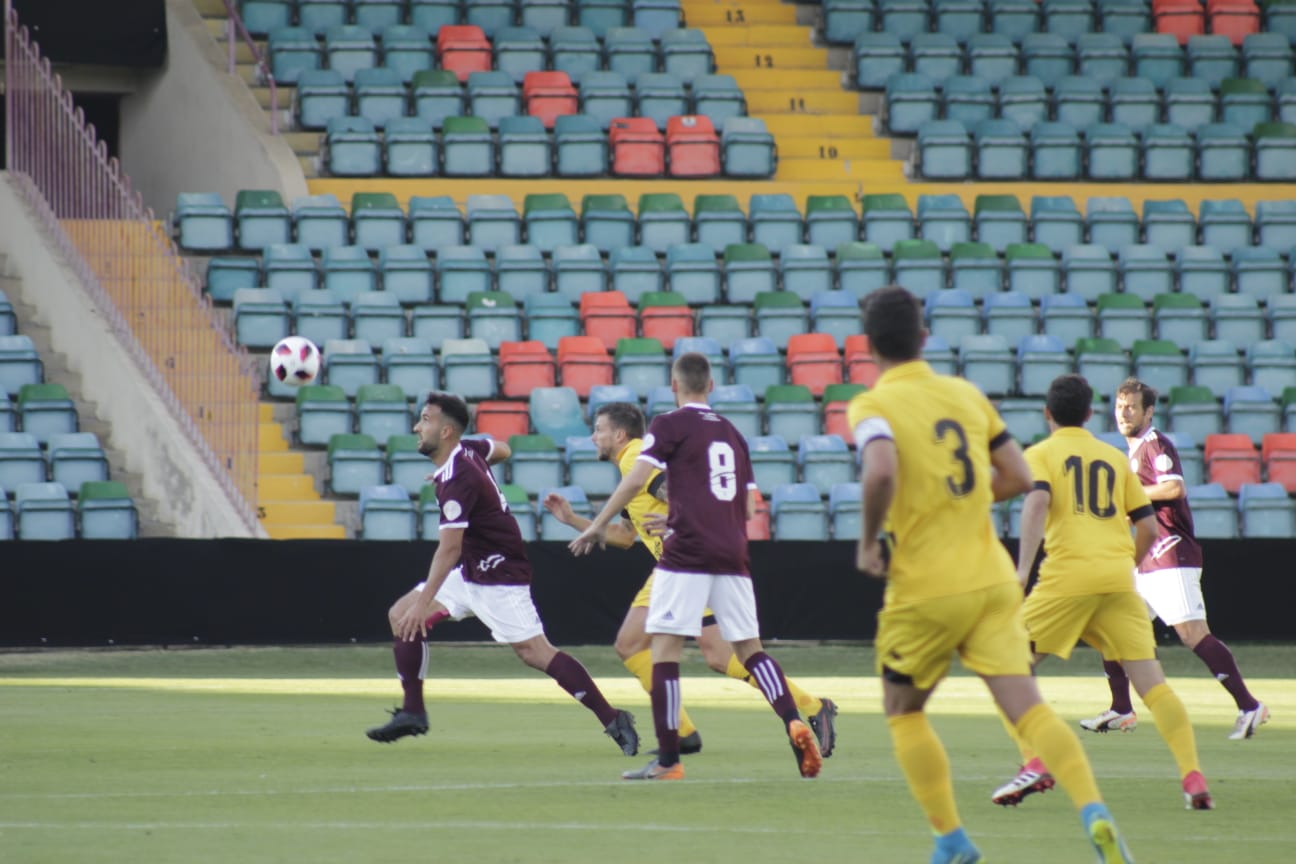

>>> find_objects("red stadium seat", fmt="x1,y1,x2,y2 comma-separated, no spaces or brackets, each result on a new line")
609,117,665,177
1154,0,1206,44
579,290,636,351
1206,0,1259,45
1261,432,1296,492
1204,432,1261,493
665,115,721,178
786,332,843,397
747,487,772,540
557,335,614,397
639,295,694,351
844,334,880,387
499,340,556,398
475,400,530,440
523,71,578,129
437,25,492,82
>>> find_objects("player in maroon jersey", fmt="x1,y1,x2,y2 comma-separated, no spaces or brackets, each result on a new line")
1079,379,1268,740
570,353,822,781
366,392,639,756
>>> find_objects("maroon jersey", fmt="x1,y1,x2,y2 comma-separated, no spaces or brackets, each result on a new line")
1128,427,1203,573
638,403,756,576
432,438,532,585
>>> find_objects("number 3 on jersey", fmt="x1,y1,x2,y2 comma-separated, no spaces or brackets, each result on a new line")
934,419,975,497
708,441,738,501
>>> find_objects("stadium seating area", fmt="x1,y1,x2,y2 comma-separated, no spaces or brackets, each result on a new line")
0,291,139,539
176,179,1296,540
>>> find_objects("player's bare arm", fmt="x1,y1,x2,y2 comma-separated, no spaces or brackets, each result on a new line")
543,491,637,547
1015,488,1049,587
486,439,512,465
1142,477,1186,501
857,437,898,577
570,460,655,556
989,437,1034,502
395,527,463,641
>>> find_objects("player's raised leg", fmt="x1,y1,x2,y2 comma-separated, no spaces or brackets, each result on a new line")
512,633,639,756
1172,619,1269,740
367,586,442,742
699,622,838,758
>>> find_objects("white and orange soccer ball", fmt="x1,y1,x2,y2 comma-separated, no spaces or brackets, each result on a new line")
270,335,321,386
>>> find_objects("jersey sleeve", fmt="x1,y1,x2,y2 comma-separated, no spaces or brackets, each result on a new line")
638,413,680,469
436,467,479,530
1023,444,1051,492
979,389,1010,450
847,393,893,451
1149,437,1184,483
462,437,493,461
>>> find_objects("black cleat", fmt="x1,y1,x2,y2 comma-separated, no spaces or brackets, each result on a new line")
366,708,429,743
605,709,640,756
651,730,703,756
808,698,839,759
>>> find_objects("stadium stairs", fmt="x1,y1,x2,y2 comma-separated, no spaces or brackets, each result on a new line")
0,253,169,536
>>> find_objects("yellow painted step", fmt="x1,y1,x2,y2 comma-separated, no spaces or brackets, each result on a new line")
266,524,348,539
703,25,814,46
756,114,876,137
259,422,289,451
683,5,796,24
728,69,845,90
776,159,908,182
747,90,863,115
259,500,337,524
259,403,276,421
713,46,827,69
777,138,894,159
258,474,319,500
260,451,306,473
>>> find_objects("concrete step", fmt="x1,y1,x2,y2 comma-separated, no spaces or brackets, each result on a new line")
265,523,348,539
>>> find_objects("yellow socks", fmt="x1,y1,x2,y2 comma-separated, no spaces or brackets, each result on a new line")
624,650,698,738
1143,683,1201,778
725,654,823,717
1015,703,1102,810
998,709,1036,763
887,712,961,835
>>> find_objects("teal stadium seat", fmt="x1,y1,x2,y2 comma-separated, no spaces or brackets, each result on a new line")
750,435,796,496
382,25,435,83
379,245,434,306
494,245,549,302
233,287,290,348
354,67,406,128
15,482,75,540
351,291,405,345
410,195,465,251
749,194,803,256
440,337,498,399
77,480,137,539
321,245,377,303
495,26,546,83
174,192,233,251
385,118,439,177
770,483,829,541
917,194,971,253
322,338,380,398
729,337,783,394
0,431,46,490
412,70,465,129
292,193,349,250
382,337,439,400
360,484,418,540
551,26,602,80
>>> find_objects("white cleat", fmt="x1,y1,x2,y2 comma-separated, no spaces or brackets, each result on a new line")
1228,703,1270,740
1079,709,1138,734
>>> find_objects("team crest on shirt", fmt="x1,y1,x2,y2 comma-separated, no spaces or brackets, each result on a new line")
642,433,655,449
1154,453,1174,472
1130,457,1140,472
443,500,462,521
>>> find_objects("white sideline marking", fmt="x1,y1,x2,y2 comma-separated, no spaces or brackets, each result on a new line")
0,820,1289,845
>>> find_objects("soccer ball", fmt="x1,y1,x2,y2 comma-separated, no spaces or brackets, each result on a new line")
270,336,321,386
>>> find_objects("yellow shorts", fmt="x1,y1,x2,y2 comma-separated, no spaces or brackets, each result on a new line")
631,573,715,621
1024,590,1157,662
875,581,1033,691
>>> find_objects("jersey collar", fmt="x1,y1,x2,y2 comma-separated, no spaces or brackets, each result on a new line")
431,442,462,482
874,359,934,387
1127,424,1158,455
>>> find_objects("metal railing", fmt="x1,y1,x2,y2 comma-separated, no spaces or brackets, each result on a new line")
4,4,261,535
223,0,280,135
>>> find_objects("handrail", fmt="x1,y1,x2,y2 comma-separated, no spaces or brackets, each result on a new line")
222,0,280,135
4,3,261,534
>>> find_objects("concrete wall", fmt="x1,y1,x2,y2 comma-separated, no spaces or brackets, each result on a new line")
118,0,307,216
0,174,262,538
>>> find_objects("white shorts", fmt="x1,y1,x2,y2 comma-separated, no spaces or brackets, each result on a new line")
1134,567,1207,626
645,568,760,642
416,566,546,644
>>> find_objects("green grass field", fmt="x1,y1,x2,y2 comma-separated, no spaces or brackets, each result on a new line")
2,643,1292,863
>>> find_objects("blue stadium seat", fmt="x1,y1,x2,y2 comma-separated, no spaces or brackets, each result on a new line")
999,75,1049,131
749,435,796,496
1040,293,1093,348
837,242,889,300
711,383,761,438
1119,245,1174,303
966,33,1018,85
174,192,233,251
409,195,465,251
770,482,829,540
495,26,546,83
1232,246,1287,302
323,338,381,398
1030,121,1082,180
927,288,980,345
1238,482,1295,538
268,27,322,84
292,289,349,349
1086,196,1139,255
292,193,349,250
1142,123,1194,182
441,337,498,399
780,245,833,302
1085,122,1139,180
1190,339,1245,397
798,434,854,495
885,73,939,134
610,246,664,305
498,115,552,178
0,431,46,490
441,115,496,176
984,290,1036,343
959,333,1015,396
828,482,862,540
854,32,907,88
1224,385,1280,443
1246,340,1296,397
382,25,435,82
1199,198,1253,257
810,291,863,349
382,337,439,400
352,192,406,251
1185,482,1238,538
579,71,633,130
604,26,657,84
321,245,377,303
15,481,75,540
524,293,580,349
354,67,406,128
359,484,418,540
729,337,783,393
1210,293,1265,346
912,33,963,83
355,384,412,447
1197,122,1251,182
352,291,405,345
550,25,603,79
379,245,434,306
1163,77,1215,130
530,386,591,441
917,120,972,180
1018,334,1071,397
721,117,777,178
233,287,290,348
494,245,550,302
1175,245,1229,301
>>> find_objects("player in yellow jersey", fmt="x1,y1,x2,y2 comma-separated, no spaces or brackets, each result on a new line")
847,286,1133,864
543,401,838,758
990,373,1213,812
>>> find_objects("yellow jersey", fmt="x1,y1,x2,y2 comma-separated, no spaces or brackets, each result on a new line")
846,361,1016,606
1024,427,1154,596
616,438,667,560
